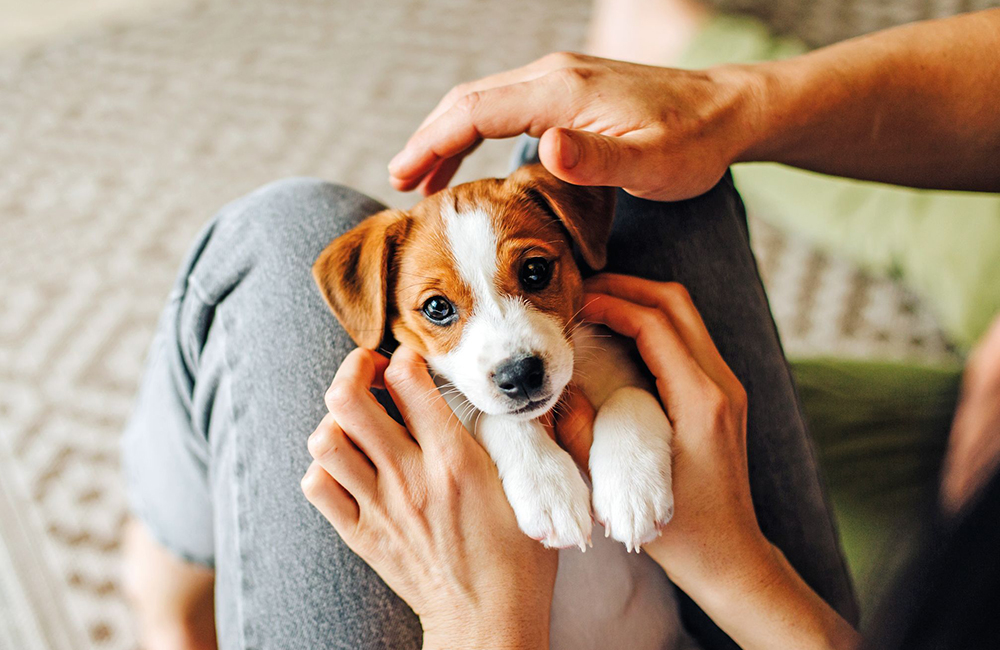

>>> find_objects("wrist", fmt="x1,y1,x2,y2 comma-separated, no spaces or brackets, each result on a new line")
421,601,549,650
649,528,779,608
704,62,774,167
692,537,787,615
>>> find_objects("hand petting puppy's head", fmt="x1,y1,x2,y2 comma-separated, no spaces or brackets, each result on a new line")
314,164,616,419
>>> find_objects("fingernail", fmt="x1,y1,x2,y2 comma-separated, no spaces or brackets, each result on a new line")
559,131,580,170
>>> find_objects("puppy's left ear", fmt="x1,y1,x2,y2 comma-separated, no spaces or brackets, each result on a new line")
508,163,617,270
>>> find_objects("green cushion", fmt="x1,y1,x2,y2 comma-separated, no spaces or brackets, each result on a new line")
678,15,1000,350
790,358,961,621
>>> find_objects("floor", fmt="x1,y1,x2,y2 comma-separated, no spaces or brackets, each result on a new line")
0,0,184,48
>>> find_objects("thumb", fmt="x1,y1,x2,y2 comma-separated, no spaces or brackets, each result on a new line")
538,127,646,188
384,345,464,449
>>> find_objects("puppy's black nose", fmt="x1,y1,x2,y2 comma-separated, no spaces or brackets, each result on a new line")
492,355,546,401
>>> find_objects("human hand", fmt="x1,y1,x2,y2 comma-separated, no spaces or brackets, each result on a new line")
301,346,556,650
388,52,757,200
575,275,862,649
574,274,769,593
941,314,1000,515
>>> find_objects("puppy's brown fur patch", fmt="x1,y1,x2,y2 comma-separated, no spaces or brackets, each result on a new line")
314,164,615,354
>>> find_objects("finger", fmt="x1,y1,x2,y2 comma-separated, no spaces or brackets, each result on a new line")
415,57,560,133
581,293,716,415
308,413,377,499
384,345,466,450
554,384,596,472
584,275,742,399
538,127,654,189
417,145,478,196
327,349,418,465
301,461,360,534
389,75,567,184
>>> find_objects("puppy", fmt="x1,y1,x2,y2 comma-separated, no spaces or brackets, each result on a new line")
313,164,674,552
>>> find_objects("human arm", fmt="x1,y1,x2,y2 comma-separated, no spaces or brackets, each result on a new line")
570,274,861,650
389,9,1000,199
300,346,555,650
744,9,1000,192
941,313,1000,515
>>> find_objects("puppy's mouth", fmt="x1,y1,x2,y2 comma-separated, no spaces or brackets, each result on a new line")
508,394,557,418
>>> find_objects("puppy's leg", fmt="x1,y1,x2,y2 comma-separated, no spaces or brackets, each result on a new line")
590,386,674,552
477,414,593,550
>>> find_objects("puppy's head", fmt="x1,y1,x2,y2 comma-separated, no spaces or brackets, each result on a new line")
314,164,616,419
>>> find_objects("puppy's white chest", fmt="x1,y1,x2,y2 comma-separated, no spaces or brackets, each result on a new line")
443,324,684,649
570,324,653,407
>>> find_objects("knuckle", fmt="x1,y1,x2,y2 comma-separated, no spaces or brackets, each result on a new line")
444,83,468,106
430,442,474,484
455,91,482,116
728,384,748,417
300,466,326,498
383,359,419,390
703,384,732,418
661,281,691,302
544,50,580,67
644,309,672,332
324,383,354,413
551,65,591,91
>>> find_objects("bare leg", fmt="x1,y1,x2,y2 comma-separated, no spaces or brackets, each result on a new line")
122,519,217,650
587,0,710,65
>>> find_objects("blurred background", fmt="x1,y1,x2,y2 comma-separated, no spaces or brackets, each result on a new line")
2,0,998,648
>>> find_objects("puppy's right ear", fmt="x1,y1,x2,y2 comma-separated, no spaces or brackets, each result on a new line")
313,209,412,350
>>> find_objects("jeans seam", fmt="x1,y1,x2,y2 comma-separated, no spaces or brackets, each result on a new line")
214,299,250,650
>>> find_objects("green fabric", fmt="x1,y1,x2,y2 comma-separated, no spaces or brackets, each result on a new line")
678,15,1000,350
790,358,961,621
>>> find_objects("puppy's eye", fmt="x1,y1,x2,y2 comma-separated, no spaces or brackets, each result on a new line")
422,296,456,324
520,257,552,291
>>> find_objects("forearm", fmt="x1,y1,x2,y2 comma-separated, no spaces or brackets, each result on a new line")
732,8,1000,191
651,538,860,650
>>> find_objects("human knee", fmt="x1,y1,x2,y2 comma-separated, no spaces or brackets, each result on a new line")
232,177,385,246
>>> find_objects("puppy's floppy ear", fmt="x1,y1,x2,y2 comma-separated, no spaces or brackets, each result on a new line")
508,163,617,270
313,209,412,350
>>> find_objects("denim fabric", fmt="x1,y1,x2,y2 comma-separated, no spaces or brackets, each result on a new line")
122,142,856,648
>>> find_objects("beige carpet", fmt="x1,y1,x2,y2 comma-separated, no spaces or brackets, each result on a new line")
0,0,956,648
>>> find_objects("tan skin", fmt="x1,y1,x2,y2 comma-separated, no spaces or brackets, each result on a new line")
304,276,863,650
125,9,1000,648
306,10,1000,648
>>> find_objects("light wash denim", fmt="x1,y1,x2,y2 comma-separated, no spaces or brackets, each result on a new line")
122,138,857,648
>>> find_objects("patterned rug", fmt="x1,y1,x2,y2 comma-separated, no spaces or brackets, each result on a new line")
0,0,955,648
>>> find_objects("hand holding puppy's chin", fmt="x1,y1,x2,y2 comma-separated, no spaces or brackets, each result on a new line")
303,347,557,649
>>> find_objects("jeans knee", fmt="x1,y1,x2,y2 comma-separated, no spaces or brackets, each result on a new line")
207,177,386,271
180,177,385,309
239,177,385,243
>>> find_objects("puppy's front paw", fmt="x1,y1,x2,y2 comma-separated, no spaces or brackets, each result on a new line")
590,387,674,552
504,451,593,551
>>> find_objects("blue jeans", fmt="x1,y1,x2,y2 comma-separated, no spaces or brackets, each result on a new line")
122,139,857,648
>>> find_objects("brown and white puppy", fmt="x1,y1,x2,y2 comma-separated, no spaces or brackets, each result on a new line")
313,164,674,552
